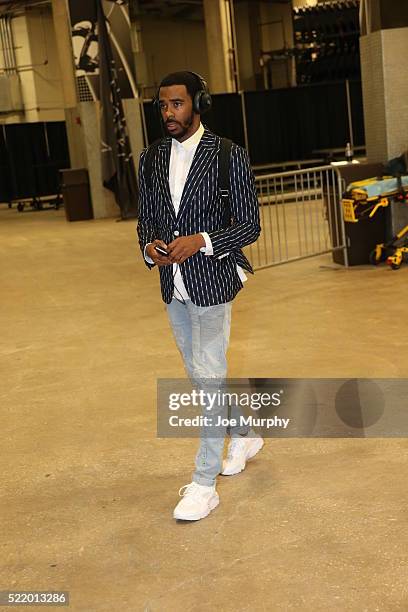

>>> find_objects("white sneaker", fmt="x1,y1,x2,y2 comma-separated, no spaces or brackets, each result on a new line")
221,434,264,476
173,482,220,521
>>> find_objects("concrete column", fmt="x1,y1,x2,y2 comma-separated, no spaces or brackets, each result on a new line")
64,100,144,220
80,101,117,219
234,1,257,90
360,0,408,162
51,0,77,109
203,0,235,93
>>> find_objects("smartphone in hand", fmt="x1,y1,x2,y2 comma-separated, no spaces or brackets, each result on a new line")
155,245,169,257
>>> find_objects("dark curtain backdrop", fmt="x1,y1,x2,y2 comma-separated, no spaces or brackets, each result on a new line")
0,127,11,201
245,81,350,165
0,84,364,202
37,123,71,197
142,80,365,166
6,123,47,199
203,93,245,147
0,122,70,201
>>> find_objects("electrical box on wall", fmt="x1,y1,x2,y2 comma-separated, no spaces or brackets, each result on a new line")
0,74,23,113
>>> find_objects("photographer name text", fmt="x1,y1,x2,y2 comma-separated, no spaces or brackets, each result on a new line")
168,415,290,429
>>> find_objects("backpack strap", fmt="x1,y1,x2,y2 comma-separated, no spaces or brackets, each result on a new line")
218,137,233,227
144,136,234,227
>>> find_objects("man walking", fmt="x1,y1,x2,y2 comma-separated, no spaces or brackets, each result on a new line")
137,71,263,521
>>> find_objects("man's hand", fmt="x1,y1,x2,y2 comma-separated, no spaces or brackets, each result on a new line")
145,239,173,266
167,234,205,264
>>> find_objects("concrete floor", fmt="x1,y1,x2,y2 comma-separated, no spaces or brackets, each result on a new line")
1,206,408,612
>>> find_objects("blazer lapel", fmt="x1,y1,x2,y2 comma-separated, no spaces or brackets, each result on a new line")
176,129,219,221
156,138,176,221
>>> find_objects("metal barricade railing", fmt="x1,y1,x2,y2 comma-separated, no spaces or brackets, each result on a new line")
247,165,348,270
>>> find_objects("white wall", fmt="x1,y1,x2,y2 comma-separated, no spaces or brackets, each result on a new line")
0,6,64,124
139,17,209,97
25,6,65,122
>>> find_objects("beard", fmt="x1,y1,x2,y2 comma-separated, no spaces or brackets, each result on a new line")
164,112,194,140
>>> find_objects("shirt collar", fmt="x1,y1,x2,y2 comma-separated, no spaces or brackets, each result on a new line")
172,123,204,150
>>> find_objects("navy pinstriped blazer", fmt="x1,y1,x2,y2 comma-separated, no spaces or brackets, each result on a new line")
137,128,261,306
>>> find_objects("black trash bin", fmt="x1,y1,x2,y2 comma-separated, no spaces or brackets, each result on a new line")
60,168,93,222
327,162,386,265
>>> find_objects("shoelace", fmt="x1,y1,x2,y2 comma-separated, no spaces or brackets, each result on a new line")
178,483,199,497
178,482,213,498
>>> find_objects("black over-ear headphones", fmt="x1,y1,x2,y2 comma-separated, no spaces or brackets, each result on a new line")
189,71,212,114
154,71,212,115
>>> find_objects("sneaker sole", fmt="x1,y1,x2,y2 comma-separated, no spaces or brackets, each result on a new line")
173,495,219,521
221,437,264,476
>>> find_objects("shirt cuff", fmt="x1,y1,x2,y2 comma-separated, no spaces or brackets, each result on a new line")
144,243,155,264
199,232,213,256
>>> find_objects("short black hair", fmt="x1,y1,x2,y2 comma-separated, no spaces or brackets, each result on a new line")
159,71,203,102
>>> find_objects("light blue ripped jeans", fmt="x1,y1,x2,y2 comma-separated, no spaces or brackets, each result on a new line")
166,298,249,487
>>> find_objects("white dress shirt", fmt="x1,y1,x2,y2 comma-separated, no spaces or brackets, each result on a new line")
145,123,247,300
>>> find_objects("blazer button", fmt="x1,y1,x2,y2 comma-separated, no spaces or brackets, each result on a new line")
174,230,180,236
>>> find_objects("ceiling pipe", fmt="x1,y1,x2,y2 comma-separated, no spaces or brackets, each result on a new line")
4,14,17,72
0,19,7,70
2,15,11,71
